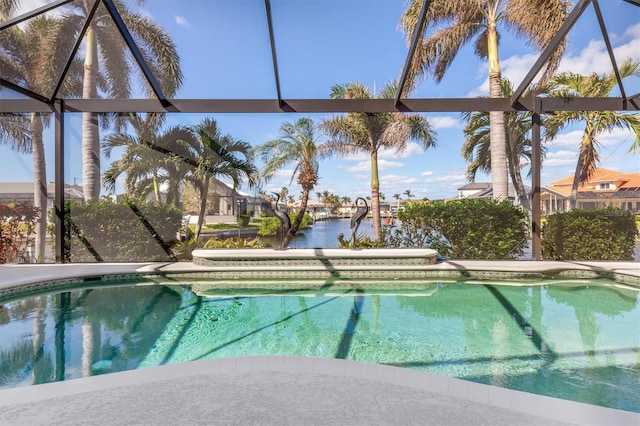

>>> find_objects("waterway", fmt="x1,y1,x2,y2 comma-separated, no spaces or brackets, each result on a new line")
288,218,374,249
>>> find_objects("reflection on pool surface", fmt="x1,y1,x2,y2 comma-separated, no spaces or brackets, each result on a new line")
0,280,638,412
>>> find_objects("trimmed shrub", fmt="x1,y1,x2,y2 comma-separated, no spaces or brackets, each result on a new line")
238,214,251,226
65,199,182,262
541,207,638,260
257,216,281,237
385,199,529,260
257,212,313,237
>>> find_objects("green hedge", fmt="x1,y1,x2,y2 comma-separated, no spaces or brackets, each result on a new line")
257,212,313,237
386,199,529,260
65,199,182,262
541,207,638,260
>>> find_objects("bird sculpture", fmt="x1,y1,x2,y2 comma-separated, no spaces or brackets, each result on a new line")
272,192,291,250
350,197,368,247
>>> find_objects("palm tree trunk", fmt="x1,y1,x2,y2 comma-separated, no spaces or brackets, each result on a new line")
153,175,160,202
31,295,46,384
569,152,584,210
507,153,531,213
195,176,210,239
511,169,531,212
370,151,381,240
31,113,47,261
81,317,100,377
82,25,100,200
487,22,509,201
284,188,309,247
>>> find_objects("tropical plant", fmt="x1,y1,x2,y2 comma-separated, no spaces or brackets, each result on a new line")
0,202,39,263
461,79,549,213
320,81,436,240
545,59,640,209
185,117,258,239
399,0,569,200
52,0,183,200
102,113,192,207
0,13,82,260
255,117,321,248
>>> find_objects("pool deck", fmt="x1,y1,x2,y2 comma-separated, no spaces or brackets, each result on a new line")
0,258,639,425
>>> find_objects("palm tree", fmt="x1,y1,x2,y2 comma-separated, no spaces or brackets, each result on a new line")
186,117,258,239
545,59,640,209
399,0,569,200
320,81,436,240
0,13,82,260
403,189,415,200
461,79,548,212
255,117,321,248
54,0,183,200
102,113,191,207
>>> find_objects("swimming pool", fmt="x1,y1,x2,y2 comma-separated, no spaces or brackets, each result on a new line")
0,279,638,412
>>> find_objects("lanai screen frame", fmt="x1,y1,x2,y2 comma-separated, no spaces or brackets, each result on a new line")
1,0,639,262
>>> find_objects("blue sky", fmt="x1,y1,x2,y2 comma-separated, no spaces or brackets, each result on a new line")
2,0,639,201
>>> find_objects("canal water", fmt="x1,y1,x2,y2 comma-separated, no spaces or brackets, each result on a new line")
289,218,374,249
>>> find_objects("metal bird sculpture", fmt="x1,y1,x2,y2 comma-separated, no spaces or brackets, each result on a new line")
350,197,368,247
272,192,291,250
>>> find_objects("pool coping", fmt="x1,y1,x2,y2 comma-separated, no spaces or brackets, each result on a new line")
0,259,638,300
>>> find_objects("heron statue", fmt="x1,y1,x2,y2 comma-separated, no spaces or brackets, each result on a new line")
350,197,368,247
272,193,291,250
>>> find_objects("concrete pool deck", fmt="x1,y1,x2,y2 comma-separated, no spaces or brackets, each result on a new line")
0,356,638,426
0,258,639,425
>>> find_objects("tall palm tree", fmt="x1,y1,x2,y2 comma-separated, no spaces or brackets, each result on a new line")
545,59,640,209
320,81,436,240
0,13,81,260
186,117,258,239
255,117,321,248
403,189,415,200
55,0,183,200
399,0,569,200
102,113,191,206
461,79,548,212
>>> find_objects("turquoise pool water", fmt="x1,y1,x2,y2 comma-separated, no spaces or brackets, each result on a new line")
0,280,638,412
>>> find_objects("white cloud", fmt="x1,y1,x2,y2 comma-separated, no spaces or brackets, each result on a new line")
548,127,635,148
469,23,640,96
547,130,583,148
345,159,404,172
380,142,425,159
342,142,425,162
379,174,420,186
377,159,405,170
345,161,371,173
425,173,466,184
421,170,434,176
175,16,191,27
544,150,577,167
429,115,460,129
15,0,50,16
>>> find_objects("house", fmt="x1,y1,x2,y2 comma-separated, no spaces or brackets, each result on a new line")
456,182,530,207
457,182,491,199
541,168,640,214
0,181,84,213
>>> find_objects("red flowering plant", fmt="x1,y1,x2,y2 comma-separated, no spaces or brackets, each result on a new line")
0,202,40,263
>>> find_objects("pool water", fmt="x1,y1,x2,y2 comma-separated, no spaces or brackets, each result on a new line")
0,280,638,412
